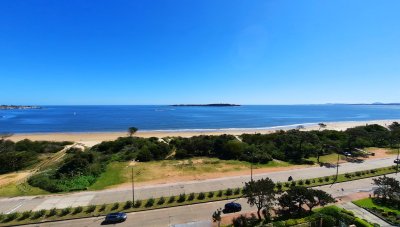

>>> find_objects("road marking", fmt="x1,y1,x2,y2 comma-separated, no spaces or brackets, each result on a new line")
6,201,24,214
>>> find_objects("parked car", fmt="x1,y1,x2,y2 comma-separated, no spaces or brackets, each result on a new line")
394,159,400,164
223,202,242,213
104,212,127,223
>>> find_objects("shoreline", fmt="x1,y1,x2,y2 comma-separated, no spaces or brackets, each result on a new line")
8,119,400,147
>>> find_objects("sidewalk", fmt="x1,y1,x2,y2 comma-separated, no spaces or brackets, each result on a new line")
338,202,393,227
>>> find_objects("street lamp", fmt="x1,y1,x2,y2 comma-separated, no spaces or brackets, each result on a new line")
327,145,341,186
247,149,255,182
396,144,400,174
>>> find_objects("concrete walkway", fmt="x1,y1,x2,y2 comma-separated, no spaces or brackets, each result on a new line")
339,202,393,227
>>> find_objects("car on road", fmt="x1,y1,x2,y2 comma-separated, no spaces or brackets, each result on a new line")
104,212,127,223
394,159,400,164
223,202,242,214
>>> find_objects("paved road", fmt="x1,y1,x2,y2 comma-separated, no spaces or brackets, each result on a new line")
21,173,400,227
0,156,396,214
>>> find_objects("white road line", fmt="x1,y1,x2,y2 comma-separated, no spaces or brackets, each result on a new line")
6,202,24,214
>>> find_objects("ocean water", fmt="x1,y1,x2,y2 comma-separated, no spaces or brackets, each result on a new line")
1,105,400,133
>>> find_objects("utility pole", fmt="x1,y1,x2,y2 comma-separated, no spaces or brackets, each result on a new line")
131,167,135,204
397,145,400,174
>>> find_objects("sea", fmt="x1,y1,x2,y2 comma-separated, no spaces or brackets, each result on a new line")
1,105,400,134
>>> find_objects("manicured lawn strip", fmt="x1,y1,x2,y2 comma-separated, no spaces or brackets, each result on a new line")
1,165,397,226
353,198,400,226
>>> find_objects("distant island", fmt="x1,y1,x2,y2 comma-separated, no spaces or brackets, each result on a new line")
171,103,240,107
0,105,41,110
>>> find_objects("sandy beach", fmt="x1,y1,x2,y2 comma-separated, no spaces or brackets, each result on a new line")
8,119,400,147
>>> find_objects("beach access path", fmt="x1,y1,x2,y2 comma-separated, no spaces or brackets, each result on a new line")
0,156,397,214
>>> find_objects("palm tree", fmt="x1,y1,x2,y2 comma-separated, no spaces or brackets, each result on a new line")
128,127,138,137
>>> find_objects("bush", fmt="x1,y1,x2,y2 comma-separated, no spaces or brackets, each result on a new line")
188,193,195,201
5,212,18,222
345,173,352,178
99,204,107,211
48,208,57,217
225,188,233,196
168,196,175,203
124,201,133,209
86,204,96,213
324,176,330,182
145,198,155,207
291,181,296,187
19,211,32,220
157,197,165,205
305,179,311,185
318,178,324,183
134,200,142,208
178,194,186,203
355,171,362,177
61,207,71,216
73,206,83,214
111,202,119,210
208,191,214,198
298,180,304,185
234,188,241,195
284,182,290,187
217,190,223,197
197,192,205,200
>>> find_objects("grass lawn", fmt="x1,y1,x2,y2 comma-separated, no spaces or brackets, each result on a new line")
89,158,293,190
353,198,400,215
0,182,48,197
307,153,345,163
365,147,399,155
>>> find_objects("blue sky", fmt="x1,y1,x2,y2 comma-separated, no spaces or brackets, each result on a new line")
0,0,399,105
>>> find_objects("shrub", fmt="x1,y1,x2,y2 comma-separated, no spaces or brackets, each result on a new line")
355,171,362,177
111,202,119,210
61,207,72,216
168,196,175,203
73,206,83,214
290,181,296,187
145,198,155,207
318,178,324,183
188,193,195,201
276,182,283,190
234,188,241,195
5,212,18,222
178,193,186,203
99,204,107,211
284,182,290,187
19,211,32,220
208,191,214,198
298,180,304,185
345,173,352,178
225,188,233,196
217,190,223,197
157,196,165,205
124,201,133,209
197,192,205,200
48,208,57,217
324,176,330,182
134,200,142,208
305,179,311,185
86,205,96,213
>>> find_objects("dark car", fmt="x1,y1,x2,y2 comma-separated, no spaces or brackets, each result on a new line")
394,159,400,164
104,212,127,223
223,202,242,214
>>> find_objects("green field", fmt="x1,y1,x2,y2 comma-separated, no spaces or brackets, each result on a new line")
353,198,400,215
307,153,344,163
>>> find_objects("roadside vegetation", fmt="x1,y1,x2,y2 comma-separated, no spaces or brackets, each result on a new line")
353,175,400,226
1,122,399,194
0,136,72,174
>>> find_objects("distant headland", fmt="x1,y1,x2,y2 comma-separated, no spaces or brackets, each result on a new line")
0,105,41,110
171,103,240,107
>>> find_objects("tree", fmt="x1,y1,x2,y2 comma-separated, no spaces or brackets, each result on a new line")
373,176,400,201
212,209,222,227
242,177,276,220
278,186,334,215
318,123,327,131
128,127,138,137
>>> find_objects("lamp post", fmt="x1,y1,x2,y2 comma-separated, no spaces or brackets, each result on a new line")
247,149,254,182
327,145,341,186
396,144,400,174
131,167,135,203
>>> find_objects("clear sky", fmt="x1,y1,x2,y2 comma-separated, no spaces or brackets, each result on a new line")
1,0,399,105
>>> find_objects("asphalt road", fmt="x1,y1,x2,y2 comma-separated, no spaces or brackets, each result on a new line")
0,156,396,214
21,173,400,227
